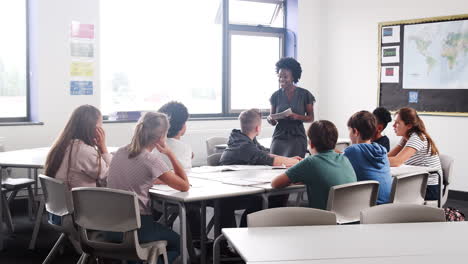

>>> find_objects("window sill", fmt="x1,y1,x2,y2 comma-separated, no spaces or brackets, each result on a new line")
0,121,44,127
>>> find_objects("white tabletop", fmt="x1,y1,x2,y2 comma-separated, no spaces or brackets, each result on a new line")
149,177,264,203
223,222,468,262
0,147,50,168
248,254,466,264
390,165,438,176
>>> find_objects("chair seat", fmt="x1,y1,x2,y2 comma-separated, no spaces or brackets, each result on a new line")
424,200,438,207
2,178,35,189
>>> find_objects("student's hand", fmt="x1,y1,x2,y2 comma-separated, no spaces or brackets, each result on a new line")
154,178,165,185
155,142,173,156
284,157,300,167
291,156,302,161
94,127,108,154
267,115,277,126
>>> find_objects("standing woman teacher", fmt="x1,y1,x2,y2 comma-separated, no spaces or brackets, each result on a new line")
268,57,315,157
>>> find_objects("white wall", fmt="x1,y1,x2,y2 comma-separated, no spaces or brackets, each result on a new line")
298,0,468,191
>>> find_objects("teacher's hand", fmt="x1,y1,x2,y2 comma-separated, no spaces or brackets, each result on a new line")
289,113,302,120
267,115,277,126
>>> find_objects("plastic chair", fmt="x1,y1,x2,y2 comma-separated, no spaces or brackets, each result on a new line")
39,175,81,264
207,153,222,166
426,154,454,208
360,203,446,224
206,137,228,156
1,187,14,234
71,187,168,264
247,207,337,227
326,180,379,224
390,172,429,205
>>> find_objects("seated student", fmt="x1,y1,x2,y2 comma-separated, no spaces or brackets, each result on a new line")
45,104,111,190
388,107,442,201
107,112,190,263
271,120,357,210
157,101,193,169
372,107,392,152
343,111,392,204
220,108,300,167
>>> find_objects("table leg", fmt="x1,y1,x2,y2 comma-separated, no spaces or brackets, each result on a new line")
178,202,188,264
0,167,4,251
29,196,44,250
213,199,221,263
200,201,206,264
33,168,39,196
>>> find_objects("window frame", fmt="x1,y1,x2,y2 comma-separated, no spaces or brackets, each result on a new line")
0,0,31,123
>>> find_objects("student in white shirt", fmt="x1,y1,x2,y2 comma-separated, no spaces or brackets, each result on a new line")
388,107,442,200
156,101,193,169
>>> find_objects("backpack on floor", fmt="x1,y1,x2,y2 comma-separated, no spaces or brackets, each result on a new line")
444,207,465,221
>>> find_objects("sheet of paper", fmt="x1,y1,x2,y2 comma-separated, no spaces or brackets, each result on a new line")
381,66,400,83
382,26,400,43
270,108,292,120
381,46,400,64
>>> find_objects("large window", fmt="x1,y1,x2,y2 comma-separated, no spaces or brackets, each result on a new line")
101,0,286,118
0,1,28,121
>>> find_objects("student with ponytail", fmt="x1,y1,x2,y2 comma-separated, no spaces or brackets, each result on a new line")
45,104,111,189
107,112,189,263
388,107,442,200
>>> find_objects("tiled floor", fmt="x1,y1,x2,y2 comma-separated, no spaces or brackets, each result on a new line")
1,198,467,264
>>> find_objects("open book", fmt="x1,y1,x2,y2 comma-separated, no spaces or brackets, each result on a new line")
270,108,292,120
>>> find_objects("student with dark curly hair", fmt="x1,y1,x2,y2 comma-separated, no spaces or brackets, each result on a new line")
156,101,193,169
267,57,315,158
372,107,392,152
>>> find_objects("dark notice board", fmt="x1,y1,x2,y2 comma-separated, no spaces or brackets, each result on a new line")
378,14,468,116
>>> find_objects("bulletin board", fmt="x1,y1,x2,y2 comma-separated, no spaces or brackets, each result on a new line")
378,14,468,116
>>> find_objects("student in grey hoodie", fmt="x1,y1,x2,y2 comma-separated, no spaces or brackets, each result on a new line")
344,111,392,204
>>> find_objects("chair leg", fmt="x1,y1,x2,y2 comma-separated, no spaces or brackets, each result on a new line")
213,234,225,264
42,233,66,264
27,186,36,221
2,192,14,233
29,197,45,250
7,190,18,204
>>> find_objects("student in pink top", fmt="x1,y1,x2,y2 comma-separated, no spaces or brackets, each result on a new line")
45,104,111,189
107,112,190,264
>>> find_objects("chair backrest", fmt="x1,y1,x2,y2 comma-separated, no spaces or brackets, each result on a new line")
247,207,336,227
326,180,379,224
390,172,428,205
439,154,454,206
72,187,147,260
360,203,446,224
207,153,222,166
39,174,74,216
206,137,227,156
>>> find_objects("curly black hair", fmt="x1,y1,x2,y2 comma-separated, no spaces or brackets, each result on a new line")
275,57,302,83
373,107,392,129
158,101,189,138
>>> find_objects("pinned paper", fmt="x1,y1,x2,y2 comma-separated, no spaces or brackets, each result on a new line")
381,66,399,83
70,81,93,95
409,91,418,103
70,62,94,77
71,21,95,39
71,42,94,57
382,46,400,64
382,26,400,43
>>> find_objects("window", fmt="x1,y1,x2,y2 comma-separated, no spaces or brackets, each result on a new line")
101,0,286,119
0,0,29,122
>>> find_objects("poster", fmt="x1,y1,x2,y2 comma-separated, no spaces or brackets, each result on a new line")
70,62,93,77
70,81,93,95
381,46,400,64
381,66,399,83
382,26,400,43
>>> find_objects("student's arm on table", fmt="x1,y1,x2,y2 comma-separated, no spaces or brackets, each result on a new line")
271,173,291,188
388,144,403,157
388,146,417,167
272,156,301,167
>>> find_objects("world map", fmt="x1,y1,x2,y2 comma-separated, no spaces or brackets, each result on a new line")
403,20,468,89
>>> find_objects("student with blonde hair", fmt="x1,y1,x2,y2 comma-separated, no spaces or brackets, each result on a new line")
388,107,442,200
107,112,190,263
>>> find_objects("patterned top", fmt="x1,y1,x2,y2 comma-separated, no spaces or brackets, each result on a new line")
55,139,112,190
398,133,442,185
107,146,170,215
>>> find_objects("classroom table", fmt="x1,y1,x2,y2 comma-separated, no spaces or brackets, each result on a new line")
222,222,468,263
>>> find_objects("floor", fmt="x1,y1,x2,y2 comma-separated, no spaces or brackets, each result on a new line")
1,197,467,264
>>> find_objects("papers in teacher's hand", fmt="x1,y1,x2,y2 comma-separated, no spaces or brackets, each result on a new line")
270,108,292,120
190,165,286,174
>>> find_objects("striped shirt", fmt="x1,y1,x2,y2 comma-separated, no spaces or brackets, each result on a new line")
107,146,170,215
398,133,442,185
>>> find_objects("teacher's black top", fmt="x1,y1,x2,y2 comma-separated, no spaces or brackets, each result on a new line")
270,87,315,157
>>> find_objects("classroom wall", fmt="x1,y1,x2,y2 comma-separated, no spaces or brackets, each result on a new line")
298,0,468,191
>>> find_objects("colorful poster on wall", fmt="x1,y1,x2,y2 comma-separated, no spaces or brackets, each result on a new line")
71,21,95,39
381,46,400,64
382,26,400,43
70,62,94,77
381,66,399,83
71,41,94,58
70,81,93,95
